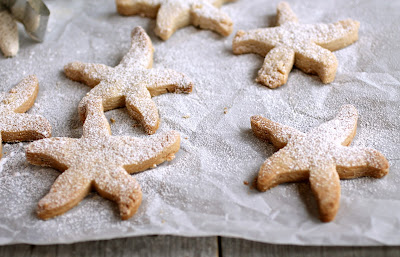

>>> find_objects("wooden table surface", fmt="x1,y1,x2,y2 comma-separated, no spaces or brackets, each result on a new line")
1,236,399,256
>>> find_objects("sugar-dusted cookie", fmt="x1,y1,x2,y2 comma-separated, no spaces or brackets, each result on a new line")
0,75,51,158
233,2,360,88
0,8,18,57
251,105,389,222
115,0,235,40
64,26,193,135
26,97,181,220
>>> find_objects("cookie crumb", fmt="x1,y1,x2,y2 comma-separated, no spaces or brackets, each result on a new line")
110,118,116,123
161,220,165,224
224,107,228,114
184,137,188,140
243,180,249,185
183,115,190,119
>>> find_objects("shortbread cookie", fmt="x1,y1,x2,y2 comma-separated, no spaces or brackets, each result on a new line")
0,9,18,57
115,0,235,40
251,105,389,222
233,2,360,88
64,26,193,135
26,97,181,220
0,75,51,158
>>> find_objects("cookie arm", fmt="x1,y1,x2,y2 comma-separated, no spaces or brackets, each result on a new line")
256,46,295,88
93,167,142,220
26,137,75,171
36,169,92,220
154,3,191,40
315,19,360,51
78,81,124,122
257,150,307,191
232,29,276,56
64,62,114,88
251,115,301,149
123,130,181,173
0,10,18,57
2,75,38,113
125,87,160,135
276,1,298,26
82,97,111,139
118,27,154,69
335,146,389,179
145,69,194,96
295,43,338,84
309,162,341,222
310,105,358,146
115,0,161,17
1,114,51,141
212,0,236,5
191,2,233,37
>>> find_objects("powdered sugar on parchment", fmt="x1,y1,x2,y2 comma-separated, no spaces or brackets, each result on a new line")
0,0,399,246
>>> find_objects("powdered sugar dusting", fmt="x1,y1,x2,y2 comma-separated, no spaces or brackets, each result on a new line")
0,0,399,245
64,26,193,135
116,0,235,39
0,155,8,174
233,2,360,87
253,105,388,176
0,75,51,143
26,97,180,219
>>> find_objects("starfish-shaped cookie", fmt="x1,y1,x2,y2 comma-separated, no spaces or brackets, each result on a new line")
115,0,235,40
64,26,193,135
26,97,181,220
251,105,389,222
233,2,360,88
0,75,51,158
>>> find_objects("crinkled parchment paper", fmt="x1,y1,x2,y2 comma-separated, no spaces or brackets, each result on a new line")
0,0,399,246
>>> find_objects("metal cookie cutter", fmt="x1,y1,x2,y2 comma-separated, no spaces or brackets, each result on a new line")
1,0,50,42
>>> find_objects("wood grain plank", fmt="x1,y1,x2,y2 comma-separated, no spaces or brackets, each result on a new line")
0,236,218,257
221,237,400,257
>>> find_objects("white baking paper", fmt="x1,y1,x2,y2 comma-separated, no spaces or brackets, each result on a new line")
0,0,399,246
